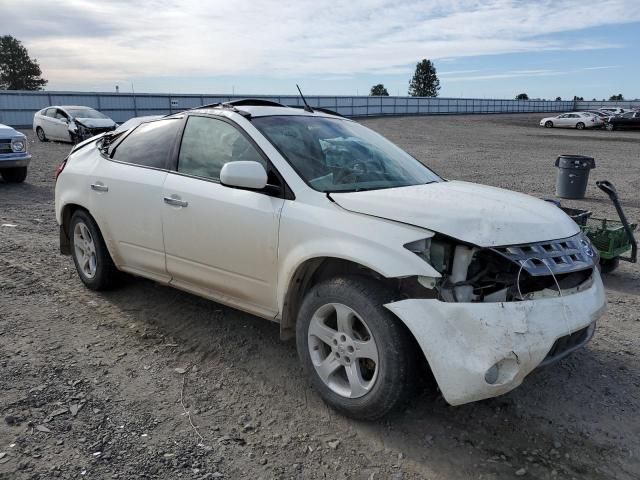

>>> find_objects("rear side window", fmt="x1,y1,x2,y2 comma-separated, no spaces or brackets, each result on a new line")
45,108,57,117
177,116,266,181
112,119,180,169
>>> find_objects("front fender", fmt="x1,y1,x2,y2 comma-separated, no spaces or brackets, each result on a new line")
276,201,441,315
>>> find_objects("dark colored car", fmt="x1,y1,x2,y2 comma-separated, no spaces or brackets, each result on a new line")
605,111,640,131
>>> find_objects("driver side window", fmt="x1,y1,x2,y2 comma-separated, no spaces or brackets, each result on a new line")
55,109,69,121
177,116,266,181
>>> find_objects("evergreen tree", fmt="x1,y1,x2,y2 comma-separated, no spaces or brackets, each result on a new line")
0,36,47,90
408,59,440,97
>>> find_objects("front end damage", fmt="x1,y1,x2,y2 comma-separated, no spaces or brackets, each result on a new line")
387,233,606,405
69,120,117,143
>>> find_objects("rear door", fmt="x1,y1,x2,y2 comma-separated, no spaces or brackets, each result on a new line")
161,114,285,317
89,118,183,282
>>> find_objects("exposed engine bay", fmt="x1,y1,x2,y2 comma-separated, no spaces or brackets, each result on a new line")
405,232,598,303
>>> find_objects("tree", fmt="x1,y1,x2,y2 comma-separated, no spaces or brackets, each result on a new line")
0,36,47,90
408,59,440,97
515,93,529,100
573,96,584,101
555,96,562,101
609,93,624,101
370,84,389,96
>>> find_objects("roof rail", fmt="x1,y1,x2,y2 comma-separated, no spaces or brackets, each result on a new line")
225,98,287,107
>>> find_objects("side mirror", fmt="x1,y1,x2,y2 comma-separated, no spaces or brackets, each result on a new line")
220,161,268,190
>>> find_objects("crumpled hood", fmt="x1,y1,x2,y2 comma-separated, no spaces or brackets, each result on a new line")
0,123,23,138
74,118,116,129
330,180,579,247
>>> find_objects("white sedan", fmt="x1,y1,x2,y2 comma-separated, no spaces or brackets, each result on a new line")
540,112,603,129
33,105,117,143
55,100,605,419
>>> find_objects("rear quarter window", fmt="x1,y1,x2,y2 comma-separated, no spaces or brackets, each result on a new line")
111,119,181,169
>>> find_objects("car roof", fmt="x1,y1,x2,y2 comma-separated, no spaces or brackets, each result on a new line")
192,105,347,119
44,105,98,110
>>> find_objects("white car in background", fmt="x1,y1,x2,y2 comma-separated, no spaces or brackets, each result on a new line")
540,112,603,129
54,100,606,419
33,106,117,143
599,108,625,116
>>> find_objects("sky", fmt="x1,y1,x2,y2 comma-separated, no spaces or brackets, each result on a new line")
3,0,640,99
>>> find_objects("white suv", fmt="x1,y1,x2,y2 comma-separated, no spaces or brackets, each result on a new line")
55,100,606,419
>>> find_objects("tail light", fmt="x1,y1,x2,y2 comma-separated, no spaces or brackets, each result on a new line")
55,158,68,182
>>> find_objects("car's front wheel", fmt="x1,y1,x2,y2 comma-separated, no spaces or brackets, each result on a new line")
1,167,27,183
296,276,417,420
36,126,47,142
70,210,120,290
576,122,585,130
544,121,553,128
606,123,615,131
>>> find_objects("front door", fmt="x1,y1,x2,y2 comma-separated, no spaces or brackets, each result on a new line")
161,115,284,318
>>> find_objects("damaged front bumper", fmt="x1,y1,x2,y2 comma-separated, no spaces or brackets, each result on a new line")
385,273,606,406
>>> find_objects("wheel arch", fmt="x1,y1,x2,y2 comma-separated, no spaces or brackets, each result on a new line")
59,204,117,264
278,255,435,352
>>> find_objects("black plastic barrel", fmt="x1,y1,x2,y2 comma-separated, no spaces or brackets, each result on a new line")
555,155,596,199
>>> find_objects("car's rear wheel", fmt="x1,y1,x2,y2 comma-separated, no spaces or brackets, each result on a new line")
70,210,120,290
36,127,47,142
296,276,417,420
544,121,553,128
1,167,27,183
606,123,615,131
576,122,585,130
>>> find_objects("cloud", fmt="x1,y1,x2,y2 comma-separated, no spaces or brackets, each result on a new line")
582,65,619,70
2,0,640,87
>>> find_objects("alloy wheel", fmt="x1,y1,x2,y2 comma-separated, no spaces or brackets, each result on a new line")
307,303,379,398
73,221,98,279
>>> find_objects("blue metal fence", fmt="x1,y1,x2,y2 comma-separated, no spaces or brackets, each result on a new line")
0,90,580,127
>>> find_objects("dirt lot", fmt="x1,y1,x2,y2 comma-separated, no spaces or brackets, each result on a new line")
1,113,639,480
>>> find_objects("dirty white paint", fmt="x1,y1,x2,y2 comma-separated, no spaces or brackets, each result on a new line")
385,274,606,405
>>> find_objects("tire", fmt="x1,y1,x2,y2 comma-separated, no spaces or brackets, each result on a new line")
69,210,120,290
544,121,553,128
576,122,585,130
296,275,417,420
605,123,615,131
600,257,619,274
36,127,47,142
1,167,27,183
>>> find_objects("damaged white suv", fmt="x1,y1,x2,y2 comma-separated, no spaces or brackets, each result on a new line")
54,100,606,419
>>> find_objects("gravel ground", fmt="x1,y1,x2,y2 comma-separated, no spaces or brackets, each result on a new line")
1,113,639,480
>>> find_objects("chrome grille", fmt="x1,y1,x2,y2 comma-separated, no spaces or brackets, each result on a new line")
0,139,11,154
492,233,596,276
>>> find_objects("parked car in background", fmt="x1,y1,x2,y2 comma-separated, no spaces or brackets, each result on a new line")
0,123,30,183
55,99,606,419
599,108,625,116
539,112,602,129
33,106,117,144
585,110,611,119
605,111,640,130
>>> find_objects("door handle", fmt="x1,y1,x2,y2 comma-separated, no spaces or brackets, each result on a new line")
164,196,188,207
90,183,108,192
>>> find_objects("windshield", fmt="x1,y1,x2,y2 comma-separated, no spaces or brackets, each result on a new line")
252,116,441,192
66,108,108,119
